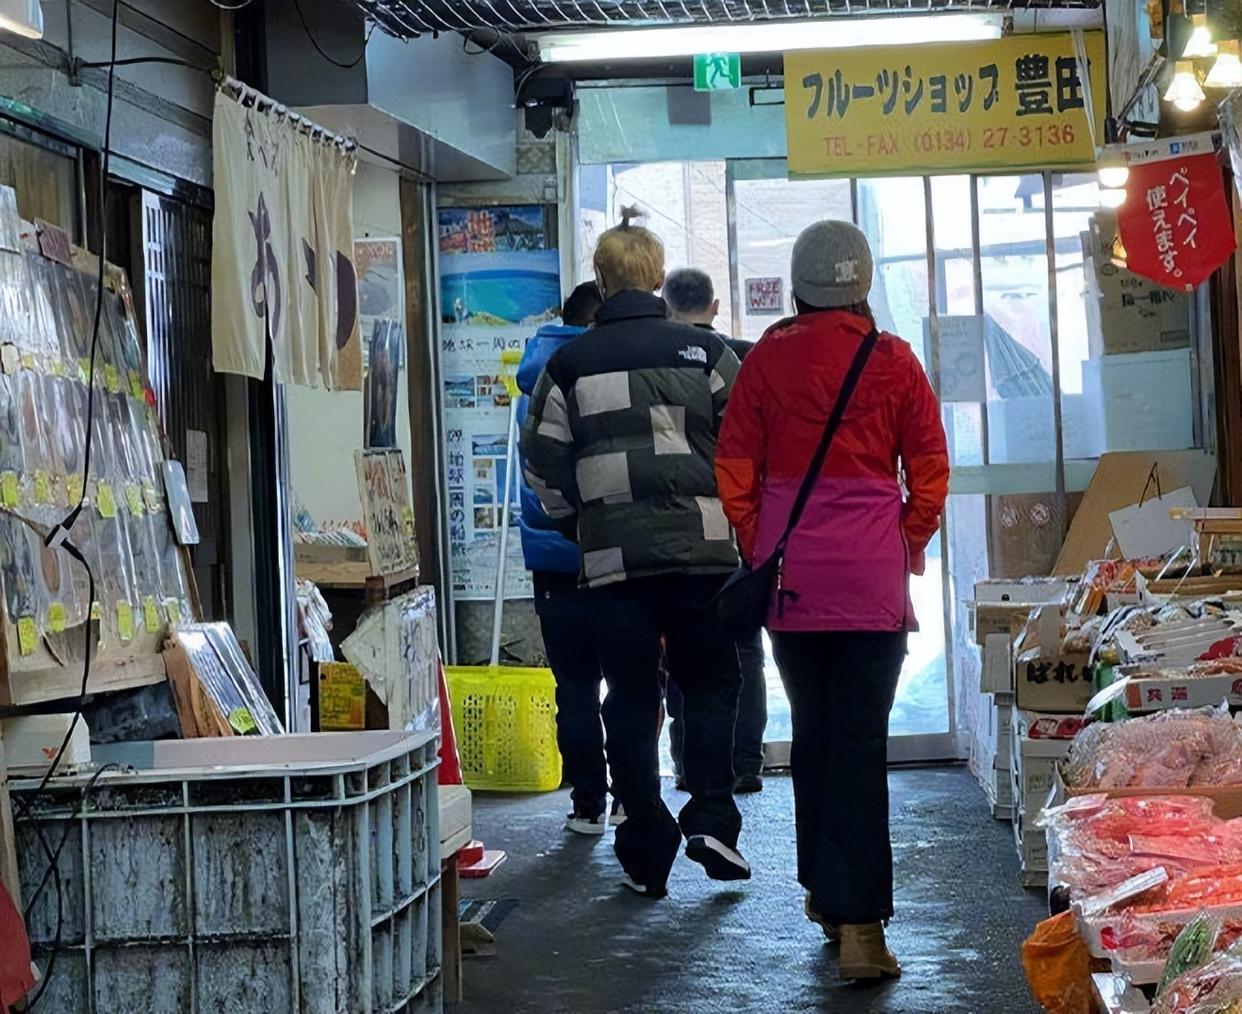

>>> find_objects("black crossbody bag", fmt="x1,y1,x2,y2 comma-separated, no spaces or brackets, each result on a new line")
713,327,879,634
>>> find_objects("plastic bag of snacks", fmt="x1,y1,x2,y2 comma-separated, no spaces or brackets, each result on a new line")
1160,913,1222,994
1151,951,1242,1013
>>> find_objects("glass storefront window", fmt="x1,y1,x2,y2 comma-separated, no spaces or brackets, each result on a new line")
576,156,1214,761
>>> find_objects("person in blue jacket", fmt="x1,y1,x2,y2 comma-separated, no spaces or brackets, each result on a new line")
516,281,611,834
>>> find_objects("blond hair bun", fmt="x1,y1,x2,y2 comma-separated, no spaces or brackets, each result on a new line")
594,207,664,294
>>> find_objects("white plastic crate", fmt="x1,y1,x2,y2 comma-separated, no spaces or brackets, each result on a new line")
14,731,442,1013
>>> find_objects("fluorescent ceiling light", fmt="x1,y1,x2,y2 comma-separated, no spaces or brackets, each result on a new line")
0,0,42,39
537,14,1003,63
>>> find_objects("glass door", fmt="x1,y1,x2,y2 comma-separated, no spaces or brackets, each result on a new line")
732,164,954,762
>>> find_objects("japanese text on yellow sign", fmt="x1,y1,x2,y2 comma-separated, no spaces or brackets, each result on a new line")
785,33,1106,177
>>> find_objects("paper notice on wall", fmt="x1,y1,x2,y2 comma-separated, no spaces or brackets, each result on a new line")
925,315,986,403
745,277,783,315
185,428,209,503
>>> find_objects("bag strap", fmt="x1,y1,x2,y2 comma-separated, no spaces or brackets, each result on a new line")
774,327,879,554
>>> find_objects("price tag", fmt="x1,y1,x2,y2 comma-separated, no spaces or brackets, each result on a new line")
1,472,19,507
116,600,134,642
143,596,160,633
89,601,102,621
48,602,66,633
165,598,182,625
125,484,144,516
228,707,257,734
16,616,36,656
129,370,145,401
0,344,19,374
96,480,117,518
402,506,416,538
78,357,90,384
142,482,162,513
32,470,51,505
103,364,121,394
20,352,35,371
66,474,84,506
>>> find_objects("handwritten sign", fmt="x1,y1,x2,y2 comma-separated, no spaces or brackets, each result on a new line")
785,32,1106,177
745,276,784,315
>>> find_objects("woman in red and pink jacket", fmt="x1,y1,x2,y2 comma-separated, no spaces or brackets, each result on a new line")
716,220,949,982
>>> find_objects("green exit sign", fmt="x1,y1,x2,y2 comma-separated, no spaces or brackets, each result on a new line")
693,53,741,92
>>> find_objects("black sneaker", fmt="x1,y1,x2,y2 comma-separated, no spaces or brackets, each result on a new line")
565,809,606,836
685,834,752,881
734,773,764,794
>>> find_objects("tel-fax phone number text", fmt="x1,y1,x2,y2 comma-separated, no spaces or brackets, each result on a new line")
820,122,1077,157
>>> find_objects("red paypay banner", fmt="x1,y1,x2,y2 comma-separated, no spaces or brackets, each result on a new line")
1118,151,1235,292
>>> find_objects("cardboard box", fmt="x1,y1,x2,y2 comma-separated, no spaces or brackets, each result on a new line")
1081,221,1192,358
971,578,1071,648
1051,765,1242,820
1015,648,1096,713
1082,349,1194,455
1121,672,1242,713
988,492,1085,580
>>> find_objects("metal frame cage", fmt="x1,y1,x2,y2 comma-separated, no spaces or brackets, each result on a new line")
349,1,1103,39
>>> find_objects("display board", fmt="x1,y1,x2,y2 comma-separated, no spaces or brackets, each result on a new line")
0,188,197,705
437,206,558,601
784,32,1106,177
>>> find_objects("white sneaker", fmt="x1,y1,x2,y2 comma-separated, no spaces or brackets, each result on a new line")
609,801,627,827
620,874,667,899
565,811,606,836
685,834,751,881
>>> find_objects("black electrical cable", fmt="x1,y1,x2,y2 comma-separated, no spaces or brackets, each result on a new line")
75,55,211,71
30,0,118,805
292,0,376,70
17,762,119,1010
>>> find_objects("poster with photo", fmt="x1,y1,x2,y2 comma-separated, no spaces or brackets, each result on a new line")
437,206,548,255
437,211,560,601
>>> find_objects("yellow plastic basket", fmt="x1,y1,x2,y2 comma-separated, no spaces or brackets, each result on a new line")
444,665,562,792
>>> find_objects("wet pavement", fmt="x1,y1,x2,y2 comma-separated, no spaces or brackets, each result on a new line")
455,766,1048,1013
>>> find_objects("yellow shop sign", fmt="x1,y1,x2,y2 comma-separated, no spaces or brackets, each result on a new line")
785,33,1106,177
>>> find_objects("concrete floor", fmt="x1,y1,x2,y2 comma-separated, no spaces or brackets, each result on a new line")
455,766,1049,1013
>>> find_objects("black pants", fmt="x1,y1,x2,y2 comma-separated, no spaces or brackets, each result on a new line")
593,574,743,888
668,629,767,779
534,571,608,818
771,630,907,926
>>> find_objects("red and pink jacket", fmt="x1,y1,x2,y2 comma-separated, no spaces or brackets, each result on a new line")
716,311,949,633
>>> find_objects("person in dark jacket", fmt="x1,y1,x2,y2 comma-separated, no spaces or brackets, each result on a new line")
521,208,748,898
516,282,613,835
663,267,768,796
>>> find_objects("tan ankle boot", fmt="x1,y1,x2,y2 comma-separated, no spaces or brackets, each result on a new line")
838,923,901,981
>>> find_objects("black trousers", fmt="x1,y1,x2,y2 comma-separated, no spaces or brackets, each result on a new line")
534,571,608,818
593,574,743,888
770,630,907,926
668,629,767,779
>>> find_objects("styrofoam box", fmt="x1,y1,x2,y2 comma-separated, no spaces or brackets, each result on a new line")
973,693,1014,772
1014,806,1049,872
1081,349,1194,454
981,633,1014,694
1011,737,1073,818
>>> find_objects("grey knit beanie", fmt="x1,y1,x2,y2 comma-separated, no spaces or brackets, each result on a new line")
790,220,874,308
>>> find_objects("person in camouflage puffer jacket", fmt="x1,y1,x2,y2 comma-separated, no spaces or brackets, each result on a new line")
520,208,748,899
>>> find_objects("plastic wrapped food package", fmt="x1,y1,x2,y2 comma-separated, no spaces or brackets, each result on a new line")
1064,707,1242,789
1043,796,1242,897
1152,952,1242,1013
1161,914,1222,992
